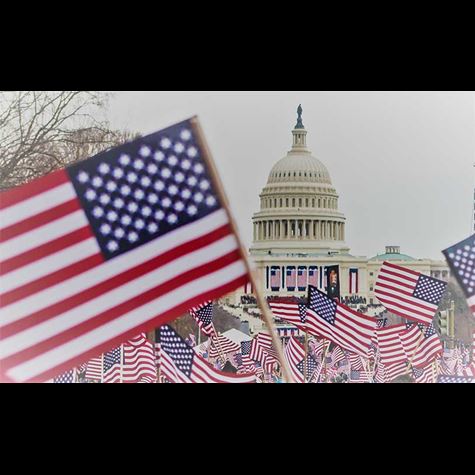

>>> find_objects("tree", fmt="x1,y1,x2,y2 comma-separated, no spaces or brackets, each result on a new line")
0,91,136,191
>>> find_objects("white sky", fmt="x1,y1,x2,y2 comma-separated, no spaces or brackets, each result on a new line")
108,91,475,261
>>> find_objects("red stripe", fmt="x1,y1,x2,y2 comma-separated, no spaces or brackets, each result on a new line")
0,224,232,337
0,198,80,243
21,273,248,383
0,169,68,210
382,261,420,277
0,253,104,307
2,250,243,372
0,226,93,276
377,273,415,290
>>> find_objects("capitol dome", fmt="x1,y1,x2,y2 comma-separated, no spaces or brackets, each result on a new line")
250,105,349,255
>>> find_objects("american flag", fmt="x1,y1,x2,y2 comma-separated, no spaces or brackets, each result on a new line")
53,369,75,383
375,324,407,365
347,351,364,371
157,325,255,383
412,365,435,383
349,369,370,383
326,345,346,367
286,267,296,290
297,267,307,290
308,266,318,287
437,375,475,383
283,337,305,383
0,119,249,383
122,334,157,383
443,234,475,314
85,356,102,382
408,323,443,369
249,332,273,363
400,323,423,358
374,261,447,325
239,340,256,371
270,267,281,290
268,300,307,332
308,338,327,359
306,286,377,357
103,346,122,383
379,360,408,383
189,301,216,337
208,334,240,359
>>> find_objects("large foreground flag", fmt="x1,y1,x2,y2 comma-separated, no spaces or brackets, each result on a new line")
374,261,447,324
306,286,377,357
0,119,249,383
157,325,255,383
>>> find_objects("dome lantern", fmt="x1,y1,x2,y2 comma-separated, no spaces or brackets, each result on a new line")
292,104,308,151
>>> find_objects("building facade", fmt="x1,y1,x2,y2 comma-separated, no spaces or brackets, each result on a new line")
243,106,449,305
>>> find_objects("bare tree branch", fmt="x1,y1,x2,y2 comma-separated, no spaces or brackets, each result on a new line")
0,91,137,191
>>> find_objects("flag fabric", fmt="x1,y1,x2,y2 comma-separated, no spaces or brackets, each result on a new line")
306,286,377,357
437,375,475,383
249,332,273,363
297,267,307,290
349,269,358,294
375,324,407,365
308,338,327,359
189,301,216,337
270,267,281,290
349,369,370,383
122,334,157,383
443,235,475,315
239,340,257,372
381,361,408,383
208,334,240,359
327,345,346,367
412,365,435,383
157,325,255,383
308,266,318,287
283,337,306,383
409,323,443,369
103,346,122,383
85,356,102,381
286,267,296,290
268,299,307,332
347,351,364,371
0,119,249,383
374,261,447,325
53,369,75,383
399,323,423,359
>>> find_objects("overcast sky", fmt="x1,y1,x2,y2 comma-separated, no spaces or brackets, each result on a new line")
108,91,475,261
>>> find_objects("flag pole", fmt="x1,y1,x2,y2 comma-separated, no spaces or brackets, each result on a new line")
191,117,294,383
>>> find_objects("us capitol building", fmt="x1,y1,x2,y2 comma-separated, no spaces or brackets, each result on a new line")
231,106,449,307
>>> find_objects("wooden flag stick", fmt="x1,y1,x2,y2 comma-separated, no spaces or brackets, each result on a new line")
191,117,294,383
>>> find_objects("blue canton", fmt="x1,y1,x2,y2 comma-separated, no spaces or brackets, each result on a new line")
68,120,220,260
309,287,337,325
159,325,195,377
413,274,447,305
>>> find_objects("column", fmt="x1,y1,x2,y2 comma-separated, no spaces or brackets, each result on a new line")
287,220,291,239
310,220,314,238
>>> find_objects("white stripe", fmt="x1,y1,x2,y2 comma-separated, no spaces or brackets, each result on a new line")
0,238,99,293
0,234,240,358
6,259,247,381
0,182,75,230
0,209,229,325
0,210,87,261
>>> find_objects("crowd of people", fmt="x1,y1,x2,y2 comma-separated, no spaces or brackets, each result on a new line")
341,295,367,306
